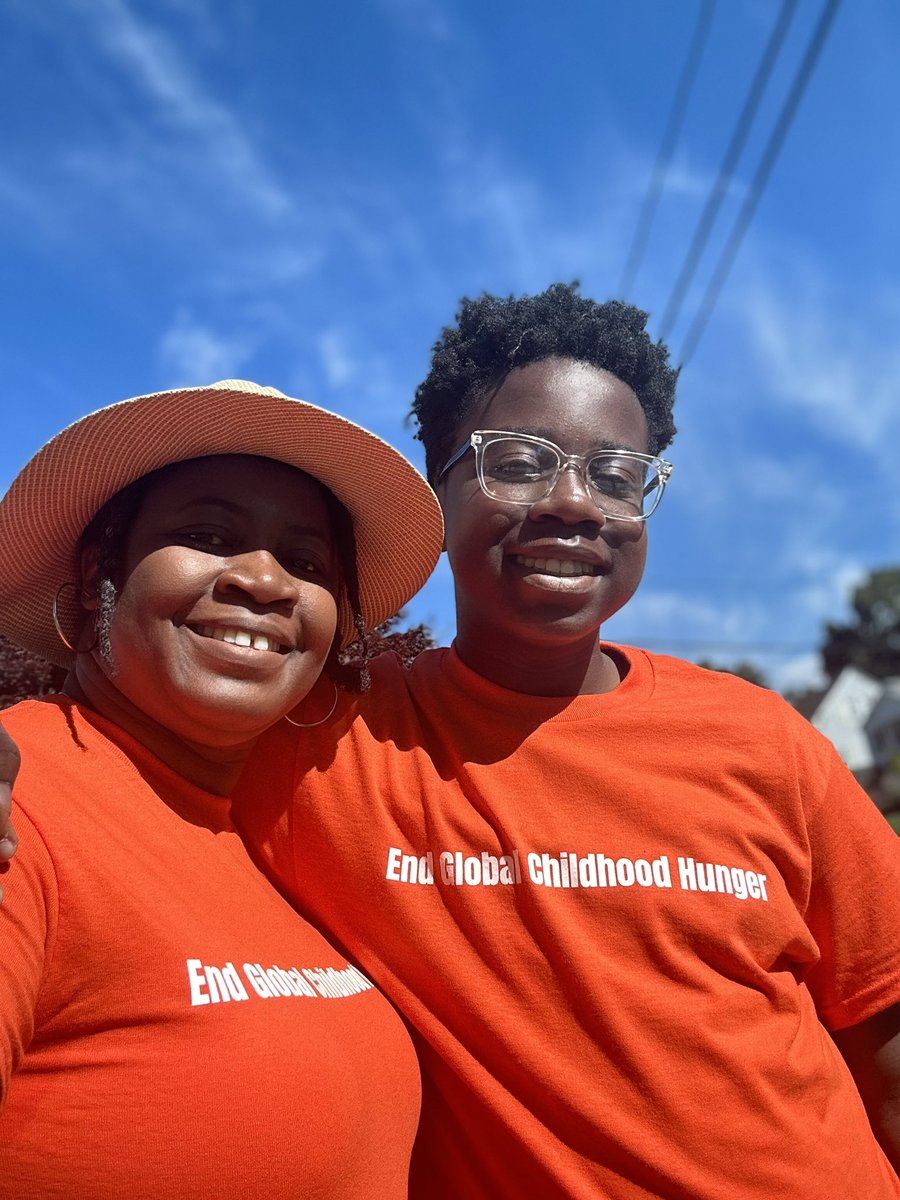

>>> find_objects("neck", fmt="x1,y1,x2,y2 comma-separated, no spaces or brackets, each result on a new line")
453,625,621,697
65,667,254,796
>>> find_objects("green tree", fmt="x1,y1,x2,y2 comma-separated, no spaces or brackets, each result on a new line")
822,567,900,681
0,635,66,708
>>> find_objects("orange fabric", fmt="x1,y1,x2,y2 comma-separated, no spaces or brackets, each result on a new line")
0,697,420,1200
238,645,900,1200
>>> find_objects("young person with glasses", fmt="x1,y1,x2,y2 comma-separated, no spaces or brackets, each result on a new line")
2,286,899,1199
232,284,900,1198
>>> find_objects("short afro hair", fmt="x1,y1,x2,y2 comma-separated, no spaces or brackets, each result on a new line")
410,282,678,483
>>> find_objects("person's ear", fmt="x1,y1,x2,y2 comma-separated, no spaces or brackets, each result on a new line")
78,545,102,611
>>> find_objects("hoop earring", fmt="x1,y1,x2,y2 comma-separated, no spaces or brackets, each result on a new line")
52,582,97,655
283,681,339,729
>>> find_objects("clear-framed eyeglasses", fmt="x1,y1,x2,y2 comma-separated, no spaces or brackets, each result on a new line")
437,430,674,522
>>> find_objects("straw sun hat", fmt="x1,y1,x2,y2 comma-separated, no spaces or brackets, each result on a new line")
0,379,444,668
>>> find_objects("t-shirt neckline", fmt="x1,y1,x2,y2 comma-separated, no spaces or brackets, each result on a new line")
436,641,655,723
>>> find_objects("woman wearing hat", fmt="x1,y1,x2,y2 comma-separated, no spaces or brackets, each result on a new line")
0,380,443,1199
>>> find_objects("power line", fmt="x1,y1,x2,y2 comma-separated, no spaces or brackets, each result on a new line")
657,0,798,342
617,0,715,299
611,636,818,654
677,0,842,365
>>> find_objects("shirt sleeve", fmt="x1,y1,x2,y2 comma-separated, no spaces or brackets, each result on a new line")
0,803,55,1104
802,740,900,1030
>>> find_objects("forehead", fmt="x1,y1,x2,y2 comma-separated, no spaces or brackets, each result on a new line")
471,358,649,453
138,454,332,523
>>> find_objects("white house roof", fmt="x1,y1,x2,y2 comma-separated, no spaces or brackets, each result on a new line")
809,666,885,772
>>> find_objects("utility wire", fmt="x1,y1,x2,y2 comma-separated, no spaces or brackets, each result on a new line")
611,636,818,653
657,0,798,342
677,0,842,365
617,0,715,299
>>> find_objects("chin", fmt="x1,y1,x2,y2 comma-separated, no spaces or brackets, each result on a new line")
165,685,296,739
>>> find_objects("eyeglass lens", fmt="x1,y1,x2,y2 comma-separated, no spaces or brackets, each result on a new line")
478,436,662,518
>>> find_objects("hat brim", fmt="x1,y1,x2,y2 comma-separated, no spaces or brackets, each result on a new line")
0,379,444,667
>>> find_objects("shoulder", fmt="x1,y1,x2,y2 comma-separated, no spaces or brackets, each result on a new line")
2,696,62,729
368,647,447,684
322,648,452,745
2,697,83,758
638,649,810,723
364,647,449,707
630,647,840,784
1,702,86,891
4,697,126,818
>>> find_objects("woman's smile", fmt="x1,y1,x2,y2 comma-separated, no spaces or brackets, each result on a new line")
80,455,340,750
189,622,292,655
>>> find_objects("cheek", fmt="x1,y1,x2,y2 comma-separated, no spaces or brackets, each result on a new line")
444,496,516,563
108,551,207,640
607,518,646,550
301,586,340,652
614,527,648,583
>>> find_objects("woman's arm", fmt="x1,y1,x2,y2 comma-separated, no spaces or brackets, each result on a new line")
832,1003,900,1173
0,720,20,896
0,803,48,1105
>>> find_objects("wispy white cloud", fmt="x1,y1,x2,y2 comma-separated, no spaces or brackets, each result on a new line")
659,159,748,205
376,0,454,41
605,584,822,690
610,588,766,642
771,539,866,655
317,328,357,389
204,246,324,298
158,309,255,383
0,170,59,237
304,328,403,429
605,532,865,691
69,0,291,219
444,165,548,285
743,280,900,454
369,0,630,291
767,652,826,696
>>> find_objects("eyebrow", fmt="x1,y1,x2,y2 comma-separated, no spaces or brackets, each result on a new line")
494,426,647,456
172,497,333,542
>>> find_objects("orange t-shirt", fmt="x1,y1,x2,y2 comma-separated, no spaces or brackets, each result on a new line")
237,644,900,1200
0,697,420,1200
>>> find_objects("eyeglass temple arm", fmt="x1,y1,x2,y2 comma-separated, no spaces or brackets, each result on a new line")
436,439,474,482
641,461,673,498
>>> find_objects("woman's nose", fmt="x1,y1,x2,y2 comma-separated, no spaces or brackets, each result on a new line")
216,550,301,607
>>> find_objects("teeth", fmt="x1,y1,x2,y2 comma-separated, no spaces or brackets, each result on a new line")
515,556,597,578
195,625,279,653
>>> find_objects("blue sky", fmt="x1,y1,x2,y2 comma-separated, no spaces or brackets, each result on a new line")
2,0,898,691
